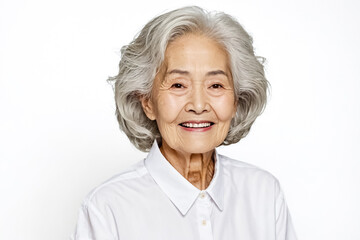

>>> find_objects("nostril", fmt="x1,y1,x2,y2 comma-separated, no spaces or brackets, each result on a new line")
184,89,210,113
185,100,210,114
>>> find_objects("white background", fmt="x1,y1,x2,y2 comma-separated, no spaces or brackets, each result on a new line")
1,0,359,239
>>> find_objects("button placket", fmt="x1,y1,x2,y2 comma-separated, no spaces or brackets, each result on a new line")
196,191,213,240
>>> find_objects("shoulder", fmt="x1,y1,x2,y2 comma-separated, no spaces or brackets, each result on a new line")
218,154,279,186
82,159,149,206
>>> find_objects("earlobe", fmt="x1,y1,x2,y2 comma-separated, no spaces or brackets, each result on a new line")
140,96,156,120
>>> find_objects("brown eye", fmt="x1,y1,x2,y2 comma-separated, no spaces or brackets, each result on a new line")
171,83,184,88
211,84,223,89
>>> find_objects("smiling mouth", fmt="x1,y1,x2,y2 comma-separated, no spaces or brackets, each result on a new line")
179,122,215,128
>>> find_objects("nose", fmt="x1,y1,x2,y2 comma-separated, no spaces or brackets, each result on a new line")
185,85,210,114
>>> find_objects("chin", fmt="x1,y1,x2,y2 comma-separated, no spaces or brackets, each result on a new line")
180,141,218,154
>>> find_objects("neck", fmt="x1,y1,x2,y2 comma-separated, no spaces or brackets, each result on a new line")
160,141,215,190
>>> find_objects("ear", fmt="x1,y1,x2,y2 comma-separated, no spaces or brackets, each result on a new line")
140,96,156,120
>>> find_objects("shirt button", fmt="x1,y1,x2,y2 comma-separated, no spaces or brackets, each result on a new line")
200,192,206,199
202,220,207,226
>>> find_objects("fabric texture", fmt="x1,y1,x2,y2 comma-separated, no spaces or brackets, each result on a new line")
71,141,297,240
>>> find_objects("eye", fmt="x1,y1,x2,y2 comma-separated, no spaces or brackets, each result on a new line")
171,83,184,88
210,84,223,89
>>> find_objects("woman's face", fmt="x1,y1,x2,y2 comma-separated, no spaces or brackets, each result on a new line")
141,34,237,155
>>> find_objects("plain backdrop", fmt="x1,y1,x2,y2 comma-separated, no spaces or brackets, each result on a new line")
1,0,359,239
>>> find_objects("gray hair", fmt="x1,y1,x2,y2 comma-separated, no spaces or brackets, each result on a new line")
108,6,269,152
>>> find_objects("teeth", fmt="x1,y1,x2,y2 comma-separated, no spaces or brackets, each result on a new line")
181,122,211,128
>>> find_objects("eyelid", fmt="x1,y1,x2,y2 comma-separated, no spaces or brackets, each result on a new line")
167,77,188,88
208,83,225,89
171,83,185,88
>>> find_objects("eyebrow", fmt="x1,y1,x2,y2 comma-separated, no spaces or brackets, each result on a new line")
166,69,190,76
206,70,228,77
166,69,228,77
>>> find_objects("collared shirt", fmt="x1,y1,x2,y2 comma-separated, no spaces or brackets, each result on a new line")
71,141,297,240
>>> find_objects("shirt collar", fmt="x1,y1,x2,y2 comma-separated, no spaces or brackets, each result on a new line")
145,141,224,215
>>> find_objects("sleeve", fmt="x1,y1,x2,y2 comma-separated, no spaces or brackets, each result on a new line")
275,180,298,240
70,201,118,240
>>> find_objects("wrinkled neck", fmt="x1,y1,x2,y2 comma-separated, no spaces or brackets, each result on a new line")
159,141,215,190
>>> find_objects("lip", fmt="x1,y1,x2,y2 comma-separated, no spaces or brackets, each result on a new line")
178,121,214,132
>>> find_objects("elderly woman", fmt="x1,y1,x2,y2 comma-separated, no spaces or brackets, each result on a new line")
72,6,297,240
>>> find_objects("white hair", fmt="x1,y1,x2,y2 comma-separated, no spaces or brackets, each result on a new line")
108,6,269,152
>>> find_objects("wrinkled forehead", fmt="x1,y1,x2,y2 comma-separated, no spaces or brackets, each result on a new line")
158,34,232,78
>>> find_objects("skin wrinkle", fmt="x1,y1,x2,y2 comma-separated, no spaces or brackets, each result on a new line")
160,140,214,190
141,34,237,190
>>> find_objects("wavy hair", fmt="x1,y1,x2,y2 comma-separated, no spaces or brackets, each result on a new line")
108,6,269,152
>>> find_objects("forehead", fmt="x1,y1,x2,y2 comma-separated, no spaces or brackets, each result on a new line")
164,34,230,72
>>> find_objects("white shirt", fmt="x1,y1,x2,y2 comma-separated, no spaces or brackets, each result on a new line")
71,141,297,240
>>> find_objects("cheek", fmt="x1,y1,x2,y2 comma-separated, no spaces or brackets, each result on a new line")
156,94,184,123
212,95,236,121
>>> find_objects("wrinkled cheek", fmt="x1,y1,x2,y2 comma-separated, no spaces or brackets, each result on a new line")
156,121,184,147
157,97,184,123
216,123,231,139
213,98,236,121
161,110,178,123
